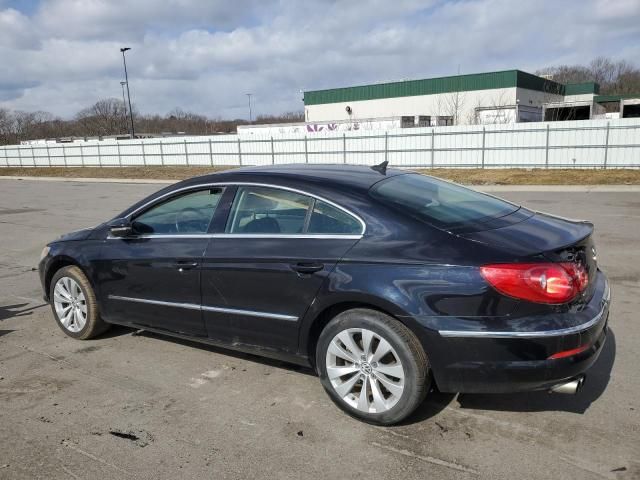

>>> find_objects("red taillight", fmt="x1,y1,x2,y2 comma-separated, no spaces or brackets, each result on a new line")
480,262,588,304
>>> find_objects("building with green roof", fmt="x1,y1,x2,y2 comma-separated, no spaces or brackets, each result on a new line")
300,70,637,127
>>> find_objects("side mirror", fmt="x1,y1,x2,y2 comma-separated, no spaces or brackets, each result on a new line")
108,218,134,238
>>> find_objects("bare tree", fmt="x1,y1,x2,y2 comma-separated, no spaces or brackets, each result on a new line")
466,100,483,125
482,91,515,124
540,80,566,122
612,62,640,94
537,65,591,85
537,56,640,95
76,98,129,137
0,108,12,144
0,110,54,144
255,111,305,124
436,90,466,125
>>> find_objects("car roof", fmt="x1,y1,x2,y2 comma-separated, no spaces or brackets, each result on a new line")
116,164,412,222
182,163,408,191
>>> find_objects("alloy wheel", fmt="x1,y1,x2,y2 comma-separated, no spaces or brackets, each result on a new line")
325,327,405,413
53,276,87,333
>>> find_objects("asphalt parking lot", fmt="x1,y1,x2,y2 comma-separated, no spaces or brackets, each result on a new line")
0,178,638,479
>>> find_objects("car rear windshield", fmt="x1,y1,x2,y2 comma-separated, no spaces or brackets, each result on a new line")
369,174,519,230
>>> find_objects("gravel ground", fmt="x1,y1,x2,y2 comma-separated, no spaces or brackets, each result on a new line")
0,179,638,479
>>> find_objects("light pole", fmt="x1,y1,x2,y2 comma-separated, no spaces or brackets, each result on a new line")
120,81,128,134
246,93,252,123
120,47,135,138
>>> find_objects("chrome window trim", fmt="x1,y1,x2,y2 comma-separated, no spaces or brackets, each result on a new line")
107,234,213,240
212,233,362,240
107,233,362,240
439,283,610,339
124,181,366,237
108,295,298,322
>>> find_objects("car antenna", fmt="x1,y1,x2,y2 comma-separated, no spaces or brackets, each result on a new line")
370,160,388,175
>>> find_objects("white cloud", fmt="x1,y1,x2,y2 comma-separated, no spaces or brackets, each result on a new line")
35,0,271,41
0,7,38,49
0,0,638,119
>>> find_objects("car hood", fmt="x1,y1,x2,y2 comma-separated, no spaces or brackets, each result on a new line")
54,227,95,243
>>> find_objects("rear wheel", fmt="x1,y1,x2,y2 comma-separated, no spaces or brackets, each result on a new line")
50,265,109,340
316,308,430,425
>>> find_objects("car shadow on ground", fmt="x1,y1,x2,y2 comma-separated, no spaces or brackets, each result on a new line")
93,323,136,339
0,302,47,322
100,325,317,377
95,324,615,421
400,391,458,424
455,328,616,415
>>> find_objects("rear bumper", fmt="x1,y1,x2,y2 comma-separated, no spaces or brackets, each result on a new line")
425,272,610,394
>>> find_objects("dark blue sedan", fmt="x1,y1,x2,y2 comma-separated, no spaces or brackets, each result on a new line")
39,163,610,425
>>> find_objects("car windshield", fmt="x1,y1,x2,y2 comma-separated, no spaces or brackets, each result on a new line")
370,173,519,230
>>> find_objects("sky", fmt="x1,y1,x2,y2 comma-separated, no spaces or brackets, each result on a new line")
0,0,639,120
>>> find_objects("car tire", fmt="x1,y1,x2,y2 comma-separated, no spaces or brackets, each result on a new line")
49,265,110,340
316,308,430,425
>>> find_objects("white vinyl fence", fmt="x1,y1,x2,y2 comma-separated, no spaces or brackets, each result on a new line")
2,118,640,169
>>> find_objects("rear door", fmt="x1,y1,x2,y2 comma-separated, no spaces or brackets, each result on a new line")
201,185,364,352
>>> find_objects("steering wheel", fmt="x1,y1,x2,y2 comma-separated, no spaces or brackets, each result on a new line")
175,208,208,233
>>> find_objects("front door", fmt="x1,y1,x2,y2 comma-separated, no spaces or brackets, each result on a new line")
99,187,225,336
201,185,363,352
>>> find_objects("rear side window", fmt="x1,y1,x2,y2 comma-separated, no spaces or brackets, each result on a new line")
370,174,519,230
308,200,362,234
226,187,312,234
225,186,363,235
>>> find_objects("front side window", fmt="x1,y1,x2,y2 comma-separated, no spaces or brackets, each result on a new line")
225,186,363,236
133,188,224,234
370,174,519,231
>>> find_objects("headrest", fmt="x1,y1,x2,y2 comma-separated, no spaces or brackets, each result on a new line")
240,193,277,212
242,217,281,233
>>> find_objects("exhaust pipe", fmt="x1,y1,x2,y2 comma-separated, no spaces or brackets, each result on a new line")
549,375,585,395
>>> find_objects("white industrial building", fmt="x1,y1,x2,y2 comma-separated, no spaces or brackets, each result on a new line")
302,69,629,126
303,70,565,127
236,69,640,136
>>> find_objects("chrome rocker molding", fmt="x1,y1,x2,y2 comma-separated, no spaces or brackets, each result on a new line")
108,295,298,322
438,309,605,338
439,283,610,339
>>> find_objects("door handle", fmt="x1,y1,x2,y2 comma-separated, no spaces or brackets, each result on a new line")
291,262,324,274
173,261,199,271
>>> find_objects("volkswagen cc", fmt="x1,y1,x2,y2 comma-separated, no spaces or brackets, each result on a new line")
39,163,610,425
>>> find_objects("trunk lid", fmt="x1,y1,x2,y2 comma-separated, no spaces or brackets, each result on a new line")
459,211,593,256
460,211,598,300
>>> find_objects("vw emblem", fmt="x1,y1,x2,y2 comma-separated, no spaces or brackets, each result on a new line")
360,362,373,375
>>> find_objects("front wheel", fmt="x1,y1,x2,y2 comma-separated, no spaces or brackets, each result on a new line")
316,308,430,425
50,265,109,340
